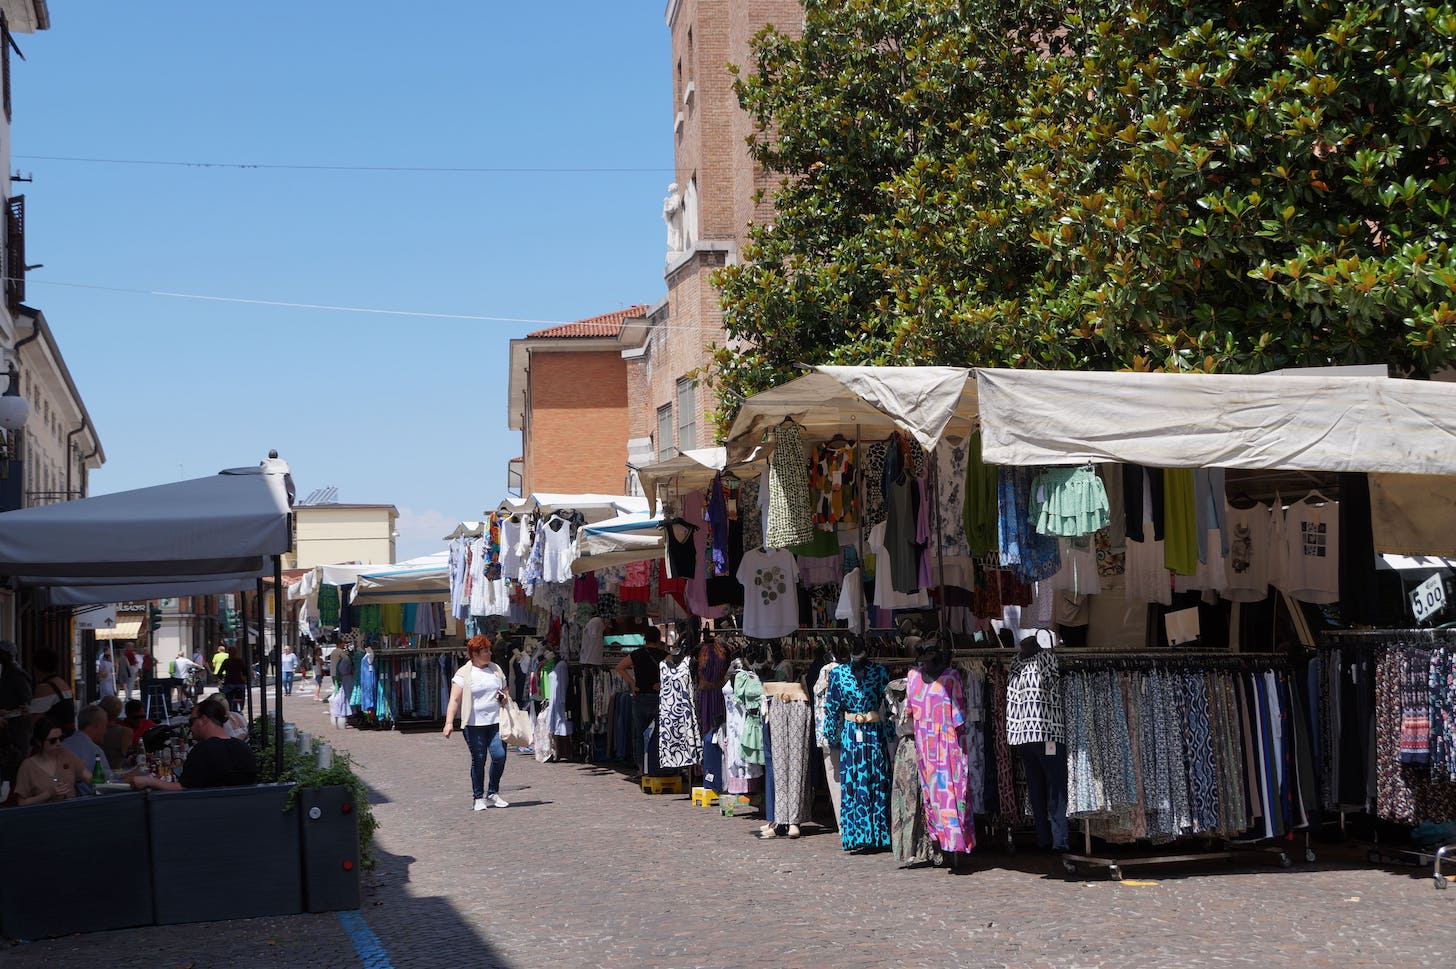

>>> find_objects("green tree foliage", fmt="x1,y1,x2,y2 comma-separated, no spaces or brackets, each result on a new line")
712,0,1456,428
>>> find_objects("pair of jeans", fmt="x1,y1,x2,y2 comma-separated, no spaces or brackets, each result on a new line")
282,672,294,695
463,723,507,800
630,692,659,773
1017,741,1069,850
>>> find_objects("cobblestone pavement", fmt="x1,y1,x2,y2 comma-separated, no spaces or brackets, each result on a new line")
7,689,1455,968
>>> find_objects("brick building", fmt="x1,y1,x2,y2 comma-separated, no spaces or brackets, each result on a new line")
619,0,803,479
508,306,649,496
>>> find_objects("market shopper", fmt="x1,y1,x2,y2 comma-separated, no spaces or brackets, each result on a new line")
614,625,669,778
14,716,88,805
280,645,298,696
129,696,258,791
210,643,229,683
96,649,117,700
442,635,510,812
219,647,248,713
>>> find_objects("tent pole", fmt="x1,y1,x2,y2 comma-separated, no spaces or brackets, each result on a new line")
242,588,254,731
255,578,267,746
274,555,285,776
930,449,949,644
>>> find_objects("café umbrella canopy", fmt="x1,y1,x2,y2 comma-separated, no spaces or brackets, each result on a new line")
0,460,293,585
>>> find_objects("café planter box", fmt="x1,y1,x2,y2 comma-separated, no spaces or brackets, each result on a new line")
1,782,358,939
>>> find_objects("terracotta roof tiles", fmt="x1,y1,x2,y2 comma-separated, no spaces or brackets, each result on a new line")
526,304,650,339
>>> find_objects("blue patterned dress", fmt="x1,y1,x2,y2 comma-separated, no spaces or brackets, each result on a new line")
825,662,892,850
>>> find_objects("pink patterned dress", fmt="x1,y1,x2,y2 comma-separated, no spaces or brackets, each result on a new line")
907,666,973,853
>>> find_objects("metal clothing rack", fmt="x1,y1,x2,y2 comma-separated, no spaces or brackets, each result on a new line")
1318,629,1456,888
1052,650,1306,880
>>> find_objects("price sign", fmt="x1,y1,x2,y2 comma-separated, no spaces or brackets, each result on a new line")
1410,573,1448,623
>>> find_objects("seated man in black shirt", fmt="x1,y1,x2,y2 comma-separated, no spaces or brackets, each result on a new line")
129,696,258,791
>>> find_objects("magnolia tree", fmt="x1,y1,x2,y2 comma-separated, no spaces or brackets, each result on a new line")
712,0,1456,430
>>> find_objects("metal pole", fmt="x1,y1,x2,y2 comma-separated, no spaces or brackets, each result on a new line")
273,555,285,776
930,449,949,643
243,589,254,730
256,578,267,745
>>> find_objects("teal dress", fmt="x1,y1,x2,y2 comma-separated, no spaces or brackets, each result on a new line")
825,662,892,850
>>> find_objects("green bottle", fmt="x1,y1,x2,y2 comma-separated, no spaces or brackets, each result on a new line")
91,754,106,788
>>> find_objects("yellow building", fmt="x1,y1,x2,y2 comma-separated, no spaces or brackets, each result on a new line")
287,503,398,569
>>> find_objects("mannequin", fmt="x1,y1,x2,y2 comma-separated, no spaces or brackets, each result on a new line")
811,646,844,824
907,640,973,873
1007,629,1068,853
824,642,892,852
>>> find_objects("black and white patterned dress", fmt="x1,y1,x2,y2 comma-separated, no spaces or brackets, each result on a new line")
658,659,702,768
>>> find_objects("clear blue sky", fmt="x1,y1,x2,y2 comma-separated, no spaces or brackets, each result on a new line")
16,3,671,559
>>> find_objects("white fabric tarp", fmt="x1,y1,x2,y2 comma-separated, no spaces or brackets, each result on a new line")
286,564,377,602
570,513,663,575
0,461,293,583
975,368,1456,474
635,448,763,516
724,365,977,461
517,494,648,523
351,552,451,604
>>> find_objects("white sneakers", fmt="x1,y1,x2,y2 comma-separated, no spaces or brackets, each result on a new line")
472,793,509,811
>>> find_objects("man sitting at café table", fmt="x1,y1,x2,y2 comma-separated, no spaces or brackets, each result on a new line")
129,696,258,791
62,703,117,783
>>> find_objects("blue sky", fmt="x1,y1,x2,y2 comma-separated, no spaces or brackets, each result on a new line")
15,3,671,559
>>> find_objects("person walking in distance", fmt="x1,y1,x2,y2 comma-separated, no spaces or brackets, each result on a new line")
442,635,510,812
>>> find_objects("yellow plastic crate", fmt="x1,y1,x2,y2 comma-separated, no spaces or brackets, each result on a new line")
691,787,720,807
640,774,684,795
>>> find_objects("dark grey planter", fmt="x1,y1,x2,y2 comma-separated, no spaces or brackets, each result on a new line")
299,785,361,912
147,783,302,925
0,792,154,939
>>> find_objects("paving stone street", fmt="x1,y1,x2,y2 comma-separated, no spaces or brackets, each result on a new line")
7,688,1455,969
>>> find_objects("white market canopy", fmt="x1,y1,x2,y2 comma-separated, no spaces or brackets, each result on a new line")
724,365,977,461
570,512,664,575
635,447,763,516
503,493,648,524
286,563,378,602
0,460,293,588
351,552,451,605
974,368,1456,474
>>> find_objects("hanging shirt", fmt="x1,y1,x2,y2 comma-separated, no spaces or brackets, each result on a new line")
1224,502,1274,602
736,548,800,639
1006,649,1063,746
1282,498,1340,603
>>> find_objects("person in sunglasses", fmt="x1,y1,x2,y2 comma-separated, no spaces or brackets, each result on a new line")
129,697,257,791
14,717,88,805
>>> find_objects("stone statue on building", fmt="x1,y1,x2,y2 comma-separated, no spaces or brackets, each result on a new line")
663,182,685,256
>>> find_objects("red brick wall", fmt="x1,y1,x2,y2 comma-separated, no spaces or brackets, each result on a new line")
523,350,630,495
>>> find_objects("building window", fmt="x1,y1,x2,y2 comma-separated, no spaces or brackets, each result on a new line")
676,378,697,452
657,404,676,460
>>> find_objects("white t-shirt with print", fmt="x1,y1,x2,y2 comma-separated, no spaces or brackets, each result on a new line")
736,548,799,640
1282,499,1339,604
1224,502,1273,602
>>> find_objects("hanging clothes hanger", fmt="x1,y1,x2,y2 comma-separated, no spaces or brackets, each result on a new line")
1301,489,1332,506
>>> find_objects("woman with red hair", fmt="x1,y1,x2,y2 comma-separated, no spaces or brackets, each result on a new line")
442,635,510,812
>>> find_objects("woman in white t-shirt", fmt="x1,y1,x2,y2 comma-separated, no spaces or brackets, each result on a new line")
442,635,510,812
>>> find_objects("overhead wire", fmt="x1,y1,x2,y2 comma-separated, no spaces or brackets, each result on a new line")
13,154,675,175
13,277,733,331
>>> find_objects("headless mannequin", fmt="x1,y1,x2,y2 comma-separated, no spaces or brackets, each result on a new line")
913,642,970,874
1011,629,1068,854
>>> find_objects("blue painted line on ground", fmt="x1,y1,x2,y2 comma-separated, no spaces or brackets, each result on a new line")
338,910,394,969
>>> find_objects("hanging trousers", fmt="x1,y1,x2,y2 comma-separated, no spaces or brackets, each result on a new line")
1017,741,1070,850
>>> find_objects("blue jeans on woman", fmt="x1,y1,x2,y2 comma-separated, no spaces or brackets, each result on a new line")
463,723,508,800
282,671,294,695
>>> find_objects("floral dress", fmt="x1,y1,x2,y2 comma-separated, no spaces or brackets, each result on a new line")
888,679,934,865
825,662,892,851
907,666,974,853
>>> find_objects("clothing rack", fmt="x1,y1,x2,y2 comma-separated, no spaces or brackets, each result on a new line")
1316,630,1456,889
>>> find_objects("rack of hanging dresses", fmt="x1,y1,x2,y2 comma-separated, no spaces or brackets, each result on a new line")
1318,628,1456,888
371,646,468,730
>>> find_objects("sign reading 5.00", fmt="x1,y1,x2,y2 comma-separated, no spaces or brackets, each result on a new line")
1410,574,1448,623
